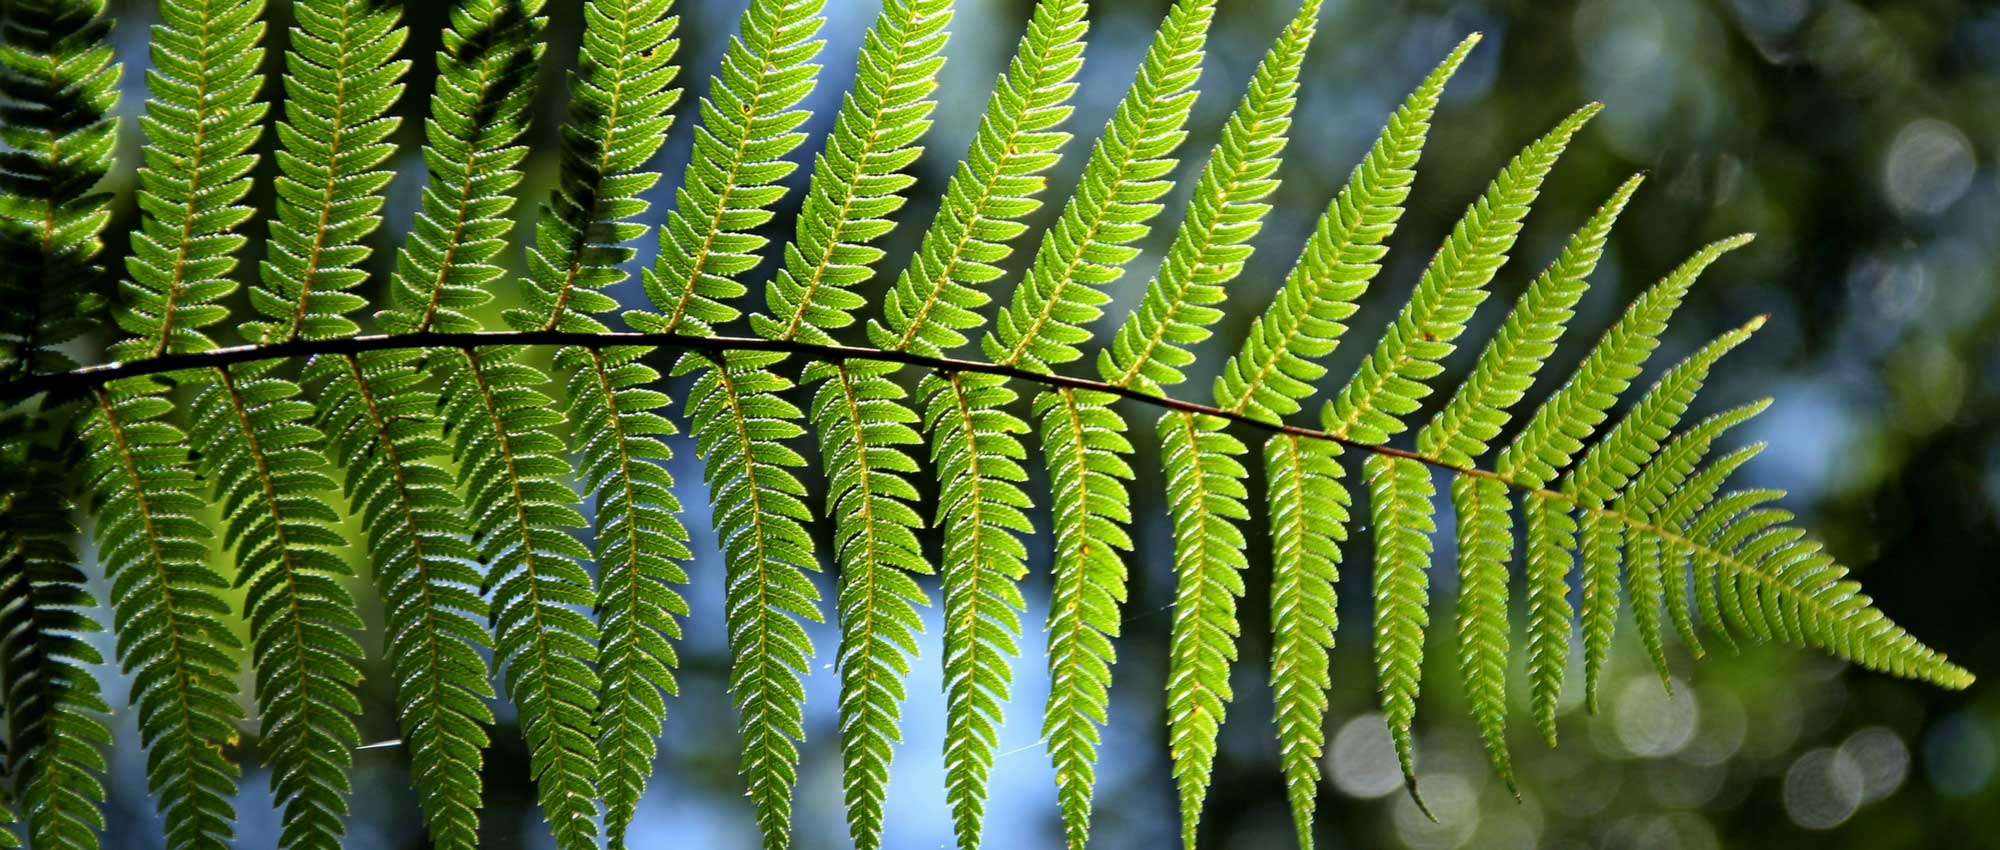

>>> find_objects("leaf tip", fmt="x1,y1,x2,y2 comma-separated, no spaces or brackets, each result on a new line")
1404,775,1436,822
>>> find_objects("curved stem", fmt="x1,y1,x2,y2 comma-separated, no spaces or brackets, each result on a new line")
11,329,1503,484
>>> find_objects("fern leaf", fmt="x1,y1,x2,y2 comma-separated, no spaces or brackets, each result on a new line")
304,351,493,850
628,0,826,339
931,3,1212,843
0,6,119,847
436,347,600,850
1566,318,1762,710
511,0,680,338
108,0,267,361
80,384,240,850
1213,34,1476,420
1658,442,1764,655
246,0,407,344
1496,234,1755,487
1159,410,1249,849
87,3,267,847
721,2,951,841
1364,453,1436,810
187,366,360,850
1038,6,1317,843
1417,174,1644,466
921,371,1032,850
489,2,687,843
1451,474,1514,793
868,0,1087,356
576,348,692,850
841,14,1096,833
1035,386,1133,848
1635,487,1971,688
679,351,822,850
751,0,949,345
1522,488,1575,747
198,5,411,847
811,360,929,850
1099,0,1317,394
1613,399,1769,674
0,791,14,848
982,0,1213,372
381,0,547,336
0,0,121,380
617,2,829,844
0,419,111,850
1264,433,1346,848
1324,103,1600,444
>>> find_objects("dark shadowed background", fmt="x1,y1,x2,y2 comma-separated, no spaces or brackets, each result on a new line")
75,0,2000,847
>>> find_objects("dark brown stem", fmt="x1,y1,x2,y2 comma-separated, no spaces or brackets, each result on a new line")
4,330,1504,484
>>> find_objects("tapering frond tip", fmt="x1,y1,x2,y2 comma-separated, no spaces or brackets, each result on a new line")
1405,775,1436,823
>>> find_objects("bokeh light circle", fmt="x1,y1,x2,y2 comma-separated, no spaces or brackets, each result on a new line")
1329,713,1402,798
1883,118,1975,217
1840,726,1909,803
1614,677,1699,757
1783,747,1866,830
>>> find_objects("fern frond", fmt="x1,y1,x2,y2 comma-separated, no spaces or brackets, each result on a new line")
619,2,828,845
724,2,950,841
1416,174,1643,466
1213,34,1475,420
1035,386,1133,848
574,348,691,850
489,3,687,843
85,3,268,847
1363,453,1435,810
1496,234,1755,487
1040,6,1317,843
79,384,240,850
751,0,948,345
1159,410,1250,849
629,0,826,339
810,360,929,850
195,5,412,847
923,371,1033,850
1326,106,1598,810
108,0,267,360
246,0,407,344
1099,0,1316,394
436,346,600,850
0,418,111,850
982,0,1214,371
1612,398,1768,679
1622,482,1971,688
1450,473,1513,793
932,3,1212,843
187,366,360,850
678,351,822,850
511,0,679,337
1566,318,1761,710
303,351,493,850
1503,235,1751,736
0,6,118,847
1323,103,1599,444
0,0,120,380
868,0,1087,357
381,0,547,335
1521,488,1574,747
1264,433,1345,847
1657,441,1764,656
